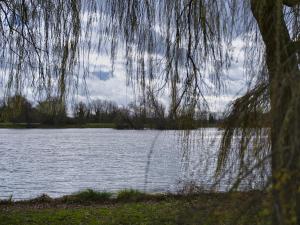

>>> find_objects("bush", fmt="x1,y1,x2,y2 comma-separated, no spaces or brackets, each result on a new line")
67,189,112,203
117,189,149,201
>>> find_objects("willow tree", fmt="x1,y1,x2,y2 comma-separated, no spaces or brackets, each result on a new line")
1,0,299,224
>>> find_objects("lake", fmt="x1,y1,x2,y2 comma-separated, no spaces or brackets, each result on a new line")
0,128,265,200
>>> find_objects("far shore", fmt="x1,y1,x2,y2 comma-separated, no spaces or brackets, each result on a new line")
0,122,220,130
0,122,115,129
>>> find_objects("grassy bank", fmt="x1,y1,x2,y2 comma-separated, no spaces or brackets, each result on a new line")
0,190,270,225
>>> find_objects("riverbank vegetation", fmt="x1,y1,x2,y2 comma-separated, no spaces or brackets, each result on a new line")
0,95,222,129
0,190,269,225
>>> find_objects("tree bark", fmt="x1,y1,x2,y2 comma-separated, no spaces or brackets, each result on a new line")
251,0,300,224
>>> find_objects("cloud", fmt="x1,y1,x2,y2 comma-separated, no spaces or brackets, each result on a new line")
74,37,248,112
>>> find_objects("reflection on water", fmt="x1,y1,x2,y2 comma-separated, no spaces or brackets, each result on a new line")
0,128,267,200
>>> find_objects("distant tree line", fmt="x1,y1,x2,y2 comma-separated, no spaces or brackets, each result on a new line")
0,95,67,125
0,95,222,129
72,98,221,129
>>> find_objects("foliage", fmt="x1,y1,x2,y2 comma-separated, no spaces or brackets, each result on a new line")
66,189,113,203
35,97,67,125
0,95,37,123
0,95,67,125
116,189,149,202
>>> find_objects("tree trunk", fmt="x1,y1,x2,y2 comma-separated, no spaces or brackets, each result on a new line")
251,0,300,224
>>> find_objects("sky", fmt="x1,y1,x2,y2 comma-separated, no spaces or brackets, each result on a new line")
0,37,248,115
76,38,248,113
0,6,251,114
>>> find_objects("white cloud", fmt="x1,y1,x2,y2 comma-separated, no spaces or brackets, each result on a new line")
77,37,248,112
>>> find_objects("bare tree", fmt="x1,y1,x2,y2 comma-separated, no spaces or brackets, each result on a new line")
90,99,118,122
73,101,91,123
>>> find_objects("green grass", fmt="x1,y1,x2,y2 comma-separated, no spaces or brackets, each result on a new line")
60,189,113,204
0,122,30,128
60,123,115,129
73,189,112,201
0,191,270,225
116,189,154,202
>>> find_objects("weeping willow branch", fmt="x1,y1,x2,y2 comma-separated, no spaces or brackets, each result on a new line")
216,83,270,178
283,0,300,7
291,39,300,52
0,0,82,100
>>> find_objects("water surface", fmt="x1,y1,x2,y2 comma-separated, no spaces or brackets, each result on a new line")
0,128,237,200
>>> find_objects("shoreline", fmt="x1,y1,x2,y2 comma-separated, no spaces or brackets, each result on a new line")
0,123,115,129
0,189,265,208
0,189,266,210
0,122,220,130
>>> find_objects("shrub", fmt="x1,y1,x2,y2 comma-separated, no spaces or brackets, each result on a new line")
69,189,112,203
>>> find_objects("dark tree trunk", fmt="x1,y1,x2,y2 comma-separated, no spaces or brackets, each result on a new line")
251,0,300,224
